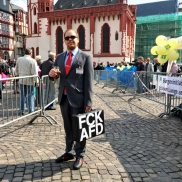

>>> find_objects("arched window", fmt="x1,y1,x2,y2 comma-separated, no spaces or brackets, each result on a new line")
3,51,9,60
102,23,110,53
31,47,35,58
56,27,63,54
41,3,45,12
115,31,118,41
34,7,36,15
34,22,37,34
36,47,39,56
78,25,85,49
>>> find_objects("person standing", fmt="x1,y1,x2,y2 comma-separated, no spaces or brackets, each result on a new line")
49,29,93,170
145,58,154,89
153,58,162,72
40,52,56,110
15,48,38,115
136,56,145,93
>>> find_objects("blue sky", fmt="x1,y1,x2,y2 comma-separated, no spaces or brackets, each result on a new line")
11,0,167,12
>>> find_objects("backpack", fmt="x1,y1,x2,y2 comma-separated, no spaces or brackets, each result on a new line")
171,103,182,121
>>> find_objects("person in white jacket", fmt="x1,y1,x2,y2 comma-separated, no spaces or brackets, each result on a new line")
15,48,38,115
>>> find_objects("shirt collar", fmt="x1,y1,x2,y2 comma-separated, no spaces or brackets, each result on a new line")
67,47,78,56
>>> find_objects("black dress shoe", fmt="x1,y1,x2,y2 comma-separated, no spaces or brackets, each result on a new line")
55,153,74,163
46,107,56,110
73,158,84,170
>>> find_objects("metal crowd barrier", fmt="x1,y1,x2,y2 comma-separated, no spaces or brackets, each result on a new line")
94,70,135,93
132,71,182,117
94,69,182,118
0,75,59,128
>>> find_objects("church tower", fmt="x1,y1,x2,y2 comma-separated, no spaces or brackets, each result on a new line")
27,0,53,36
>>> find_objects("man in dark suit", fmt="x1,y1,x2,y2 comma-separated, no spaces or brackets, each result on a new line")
49,29,93,170
40,52,56,110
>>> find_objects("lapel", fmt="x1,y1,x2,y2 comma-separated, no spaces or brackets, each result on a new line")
67,49,81,76
60,52,67,75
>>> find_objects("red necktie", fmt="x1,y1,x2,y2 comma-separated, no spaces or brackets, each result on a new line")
64,52,72,93
65,52,72,75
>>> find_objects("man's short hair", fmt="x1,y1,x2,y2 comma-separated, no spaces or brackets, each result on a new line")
64,29,79,38
137,56,144,61
48,52,56,59
25,48,32,55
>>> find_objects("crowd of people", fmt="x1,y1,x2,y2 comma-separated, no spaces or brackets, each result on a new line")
0,51,57,114
1,54,181,100
92,57,181,94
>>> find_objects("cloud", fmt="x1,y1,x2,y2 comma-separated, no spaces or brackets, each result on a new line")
11,0,27,11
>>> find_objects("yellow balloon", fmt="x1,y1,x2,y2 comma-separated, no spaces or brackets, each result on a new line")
157,46,167,55
167,39,179,49
155,35,167,46
157,55,168,64
167,50,179,60
151,46,158,55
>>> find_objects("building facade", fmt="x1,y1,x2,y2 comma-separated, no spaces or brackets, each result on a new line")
26,0,136,63
0,0,14,60
0,0,28,60
11,4,28,60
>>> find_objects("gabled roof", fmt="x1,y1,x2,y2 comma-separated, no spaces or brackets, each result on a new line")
54,0,118,10
0,0,13,14
136,0,178,17
11,3,25,12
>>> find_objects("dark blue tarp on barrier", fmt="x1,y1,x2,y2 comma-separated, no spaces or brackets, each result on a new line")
99,66,137,87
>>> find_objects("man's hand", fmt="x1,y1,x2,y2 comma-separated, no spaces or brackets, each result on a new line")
85,106,92,112
49,68,60,78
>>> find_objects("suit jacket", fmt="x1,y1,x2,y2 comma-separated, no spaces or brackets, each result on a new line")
54,49,93,108
40,59,54,77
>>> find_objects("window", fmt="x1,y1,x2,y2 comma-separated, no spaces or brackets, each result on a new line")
36,47,39,55
3,0,6,5
56,27,63,54
115,31,118,41
15,25,18,33
102,24,110,53
5,37,9,44
34,7,36,15
0,37,2,46
2,37,5,44
4,51,9,60
31,47,35,58
18,48,22,55
15,13,18,21
41,3,45,12
4,24,8,30
34,22,37,34
19,25,22,33
78,25,85,49
17,37,22,42
46,3,49,11
1,24,4,30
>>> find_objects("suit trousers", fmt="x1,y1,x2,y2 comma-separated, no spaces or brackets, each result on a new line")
60,94,86,158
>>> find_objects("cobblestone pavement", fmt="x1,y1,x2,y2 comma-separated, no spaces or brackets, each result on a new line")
0,84,182,182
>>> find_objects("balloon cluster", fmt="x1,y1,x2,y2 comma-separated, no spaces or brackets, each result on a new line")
150,35,179,64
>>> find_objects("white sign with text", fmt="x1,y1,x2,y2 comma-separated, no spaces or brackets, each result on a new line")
157,75,182,97
72,109,105,142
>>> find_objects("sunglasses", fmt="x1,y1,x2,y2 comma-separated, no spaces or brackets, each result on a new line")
64,36,77,41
